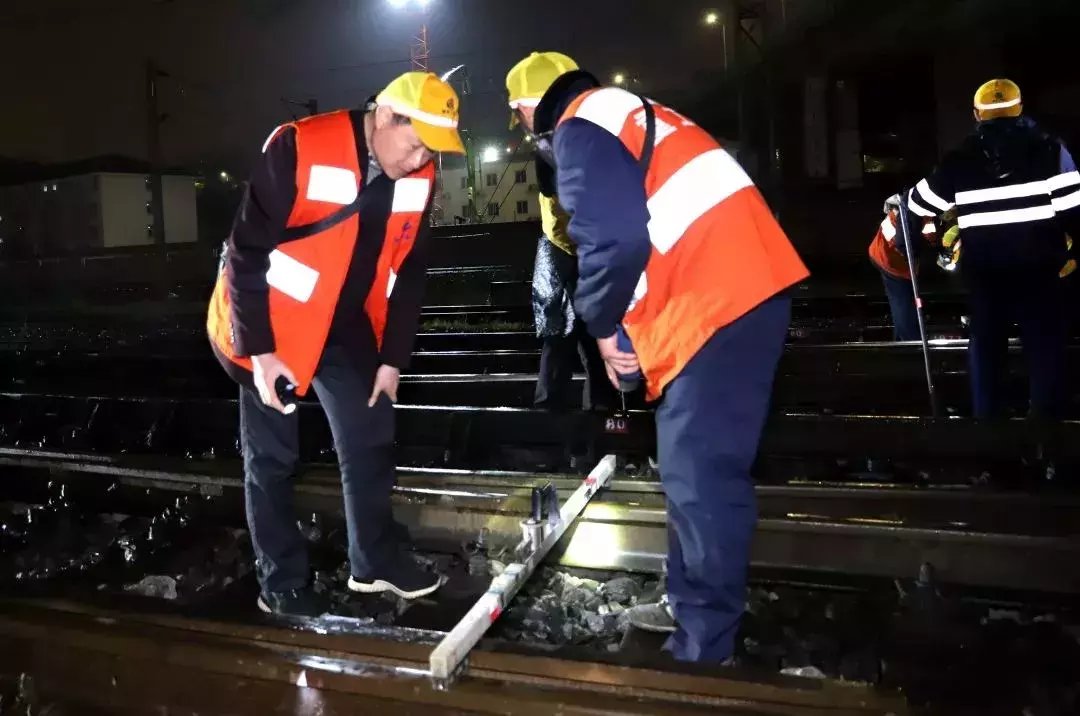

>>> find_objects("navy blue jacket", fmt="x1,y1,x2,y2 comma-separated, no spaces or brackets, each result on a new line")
549,96,652,340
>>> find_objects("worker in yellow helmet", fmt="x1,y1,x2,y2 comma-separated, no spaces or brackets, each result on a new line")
899,79,1080,420
513,53,613,411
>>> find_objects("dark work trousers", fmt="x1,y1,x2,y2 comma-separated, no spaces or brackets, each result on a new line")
658,296,791,663
240,345,397,595
880,270,921,342
966,273,1068,420
535,319,613,411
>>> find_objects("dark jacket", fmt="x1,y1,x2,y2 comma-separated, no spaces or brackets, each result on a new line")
534,72,652,341
908,117,1080,278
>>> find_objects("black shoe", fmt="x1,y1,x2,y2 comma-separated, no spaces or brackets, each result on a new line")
257,586,331,617
347,556,445,600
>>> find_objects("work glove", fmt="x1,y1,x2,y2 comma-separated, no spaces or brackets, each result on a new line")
1060,235,1076,279
936,227,962,273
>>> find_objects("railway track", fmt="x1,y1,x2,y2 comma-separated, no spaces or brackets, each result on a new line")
0,597,911,715
2,448,1078,594
0,340,1075,417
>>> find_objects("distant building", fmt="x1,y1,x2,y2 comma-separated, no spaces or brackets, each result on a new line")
436,156,542,226
0,157,198,257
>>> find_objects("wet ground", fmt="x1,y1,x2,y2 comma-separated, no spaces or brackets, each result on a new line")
3,491,1079,715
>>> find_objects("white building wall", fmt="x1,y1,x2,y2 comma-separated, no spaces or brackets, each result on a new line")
162,175,199,245
0,171,198,253
99,173,154,248
437,158,542,225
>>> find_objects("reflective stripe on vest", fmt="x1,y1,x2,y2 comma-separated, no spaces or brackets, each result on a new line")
206,110,433,395
557,87,808,398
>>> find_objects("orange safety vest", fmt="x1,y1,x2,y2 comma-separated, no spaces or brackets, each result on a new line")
556,88,809,399
206,110,435,396
868,211,937,280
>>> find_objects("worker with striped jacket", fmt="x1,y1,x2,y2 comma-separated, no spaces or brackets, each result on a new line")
904,79,1080,419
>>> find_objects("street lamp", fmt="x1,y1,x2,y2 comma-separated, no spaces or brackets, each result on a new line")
482,146,500,163
703,10,728,73
613,73,626,86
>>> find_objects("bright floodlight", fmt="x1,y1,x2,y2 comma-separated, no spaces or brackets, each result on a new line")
387,0,408,7
417,0,433,6
704,10,720,25
482,146,500,162
613,73,626,85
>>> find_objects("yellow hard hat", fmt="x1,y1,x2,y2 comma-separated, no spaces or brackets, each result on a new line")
376,71,465,154
505,52,579,127
973,79,1022,120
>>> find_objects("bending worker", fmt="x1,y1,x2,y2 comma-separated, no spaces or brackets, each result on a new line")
505,52,808,663
531,141,613,411
903,79,1080,419
207,72,465,616
868,201,938,341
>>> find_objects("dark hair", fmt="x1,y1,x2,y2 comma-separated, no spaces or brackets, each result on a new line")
389,112,412,126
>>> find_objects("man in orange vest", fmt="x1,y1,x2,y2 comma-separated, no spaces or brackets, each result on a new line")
868,200,938,341
207,72,465,616
506,53,809,663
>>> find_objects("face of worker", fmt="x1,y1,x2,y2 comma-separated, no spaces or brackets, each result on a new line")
371,106,435,180
515,106,537,133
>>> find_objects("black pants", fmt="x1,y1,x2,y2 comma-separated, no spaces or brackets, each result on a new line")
535,319,613,411
240,344,399,594
966,274,1068,420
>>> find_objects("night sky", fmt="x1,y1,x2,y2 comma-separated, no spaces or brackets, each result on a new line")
0,0,722,171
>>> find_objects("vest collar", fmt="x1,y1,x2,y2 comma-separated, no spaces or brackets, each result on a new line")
534,70,602,135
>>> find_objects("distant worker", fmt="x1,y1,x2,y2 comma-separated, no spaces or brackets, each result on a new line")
206,72,465,616
531,172,614,411
505,52,809,664
902,79,1080,419
868,200,938,341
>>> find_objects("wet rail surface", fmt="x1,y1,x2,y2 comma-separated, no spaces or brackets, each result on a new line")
2,451,1079,594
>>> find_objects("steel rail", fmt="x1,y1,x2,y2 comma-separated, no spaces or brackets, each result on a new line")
0,597,908,715
2,448,1078,593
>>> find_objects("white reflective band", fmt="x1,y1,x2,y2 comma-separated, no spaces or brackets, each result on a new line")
647,148,753,255
907,193,935,218
975,97,1021,111
391,177,432,213
956,178,1054,205
626,272,648,313
916,179,954,212
957,205,1056,229
307,165,359,205
1048,170,1080,193
574,87,645,137
509,97,541,109
266,250,319,303
880,217,897,241
261,125,284,154
387,269,398,298
1053,189,1080,212
922,223,937,235
379,101,459,129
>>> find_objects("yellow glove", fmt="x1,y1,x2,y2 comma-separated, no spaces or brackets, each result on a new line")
941,225,960,250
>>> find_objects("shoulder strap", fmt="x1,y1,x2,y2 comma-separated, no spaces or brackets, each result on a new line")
637,95,656,175
282,194,363,241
